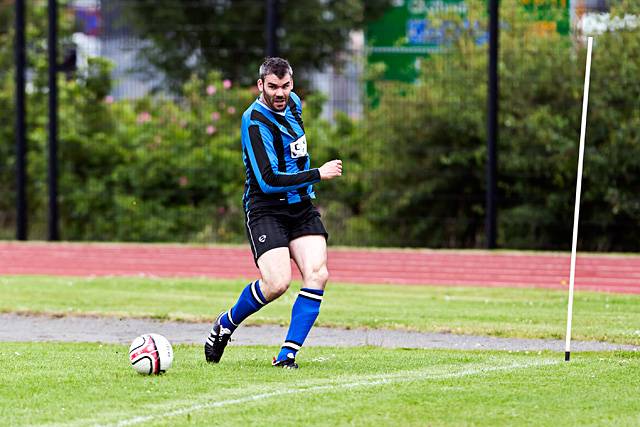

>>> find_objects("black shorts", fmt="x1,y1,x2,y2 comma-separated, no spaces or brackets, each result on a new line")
245,201,328,265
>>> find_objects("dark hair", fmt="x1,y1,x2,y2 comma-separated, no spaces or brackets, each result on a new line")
259,57,293,81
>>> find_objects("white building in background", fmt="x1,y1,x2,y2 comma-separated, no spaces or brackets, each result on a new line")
71,0,161,99
309,31,365,121
571,0,609,23
571,0,639,37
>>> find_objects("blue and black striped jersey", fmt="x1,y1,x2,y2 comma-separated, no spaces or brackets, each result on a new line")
240,92,320,211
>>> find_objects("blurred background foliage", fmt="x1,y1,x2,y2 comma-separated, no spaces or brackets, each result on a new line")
118,0,391,90
0,0,639,250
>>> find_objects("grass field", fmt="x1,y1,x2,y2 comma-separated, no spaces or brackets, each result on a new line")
1,276,640,344
1,343,639,426
2,274,640,426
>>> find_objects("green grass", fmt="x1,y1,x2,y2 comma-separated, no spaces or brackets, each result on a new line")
0,343,639,426
1,276,640,344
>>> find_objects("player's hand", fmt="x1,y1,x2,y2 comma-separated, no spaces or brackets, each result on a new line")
319,159,342,180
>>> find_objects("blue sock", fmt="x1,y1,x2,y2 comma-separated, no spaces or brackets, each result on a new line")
219,280,267,333
277,288,323,361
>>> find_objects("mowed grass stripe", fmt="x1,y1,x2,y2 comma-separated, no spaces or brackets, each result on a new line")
2,275,640,344
101,359,558,427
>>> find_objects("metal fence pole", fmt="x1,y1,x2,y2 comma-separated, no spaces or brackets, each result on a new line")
48,0,60,241
486,0,499,249
15,0,27,240
266,0,279,57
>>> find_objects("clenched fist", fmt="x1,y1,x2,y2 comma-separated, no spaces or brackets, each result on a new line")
319,159,342,180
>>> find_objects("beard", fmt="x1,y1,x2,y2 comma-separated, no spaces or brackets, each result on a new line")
265,93,288,111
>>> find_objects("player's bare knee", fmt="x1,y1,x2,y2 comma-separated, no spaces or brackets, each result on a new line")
317,265,329,285
262,276,291,299
306,264,329,288
272,279,291,296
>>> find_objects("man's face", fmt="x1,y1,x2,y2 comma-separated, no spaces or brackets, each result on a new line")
258,73,293,111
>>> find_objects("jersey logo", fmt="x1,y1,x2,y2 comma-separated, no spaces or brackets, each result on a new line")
258,235,267,243
290,135,307,158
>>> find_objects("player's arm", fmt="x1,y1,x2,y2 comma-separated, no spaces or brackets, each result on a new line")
245,124,321,193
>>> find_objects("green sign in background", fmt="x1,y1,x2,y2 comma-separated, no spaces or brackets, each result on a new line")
366,0,571,83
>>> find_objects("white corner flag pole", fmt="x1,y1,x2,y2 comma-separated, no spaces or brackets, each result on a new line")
565,36,593,362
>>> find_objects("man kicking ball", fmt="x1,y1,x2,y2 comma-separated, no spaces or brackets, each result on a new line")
204,57,342,369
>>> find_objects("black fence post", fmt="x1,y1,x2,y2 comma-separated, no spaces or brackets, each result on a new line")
266,0,279,57
15,0,27,240
48,0,60,241
486,0,499,249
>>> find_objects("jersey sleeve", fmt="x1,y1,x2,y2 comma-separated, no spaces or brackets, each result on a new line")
244,122,320,194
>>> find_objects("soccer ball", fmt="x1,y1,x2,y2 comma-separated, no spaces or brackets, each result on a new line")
129,333,174,375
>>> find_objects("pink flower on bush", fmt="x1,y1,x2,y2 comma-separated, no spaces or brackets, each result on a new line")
104,95,114,104
136,112,152,124
218,206,226,214
206,125,217,135
178,176,189,187
206,85,217,95
223,79,232,89
227,106,236,114
211,111,221,121
179,119,188,128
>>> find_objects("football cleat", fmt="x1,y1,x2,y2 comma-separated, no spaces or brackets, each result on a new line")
204,313,232,363
272,354,299,369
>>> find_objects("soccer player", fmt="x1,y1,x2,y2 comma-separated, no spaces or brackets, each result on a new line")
204,57,342,369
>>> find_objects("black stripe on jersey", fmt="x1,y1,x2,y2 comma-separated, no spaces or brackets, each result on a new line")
296,157,307,200
244,147,259,184
247,125,320,190
288,98,304,131
271,113,298,139
243,147,285,210
272,135,287,173
250,109,279,134
251,110,286,172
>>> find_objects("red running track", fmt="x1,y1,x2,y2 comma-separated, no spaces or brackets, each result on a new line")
1,241,639,294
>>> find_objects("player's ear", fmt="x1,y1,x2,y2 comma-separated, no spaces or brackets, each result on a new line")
257,78,263,92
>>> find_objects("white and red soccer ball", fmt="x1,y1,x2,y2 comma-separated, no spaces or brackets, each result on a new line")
129,333,174,375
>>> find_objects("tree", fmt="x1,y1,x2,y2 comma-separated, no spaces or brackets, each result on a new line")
114,0,391,90
360,0,640,250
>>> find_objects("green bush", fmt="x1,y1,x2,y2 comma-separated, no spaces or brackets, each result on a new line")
53,68,255,242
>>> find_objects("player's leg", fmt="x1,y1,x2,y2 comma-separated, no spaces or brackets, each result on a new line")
205,212,292,363
289,235,329,291
273,234,328,368
217,247,291,333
